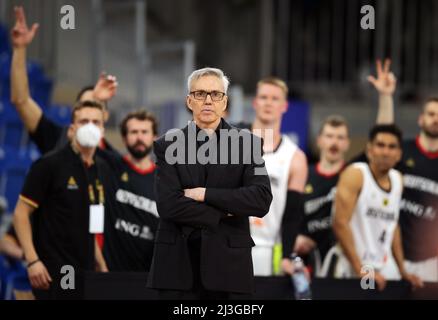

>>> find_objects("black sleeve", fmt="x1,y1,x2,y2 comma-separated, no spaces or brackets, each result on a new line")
154,140,225,229
19,158,52,209
29,114,66,154
299,215,310,236
281,190,305,258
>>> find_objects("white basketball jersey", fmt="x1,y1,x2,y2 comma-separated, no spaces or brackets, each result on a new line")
250,135,297,247
349,162,403,270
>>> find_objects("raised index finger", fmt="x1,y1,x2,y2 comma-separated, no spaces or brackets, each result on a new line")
383,58,391,74
376,59,383,77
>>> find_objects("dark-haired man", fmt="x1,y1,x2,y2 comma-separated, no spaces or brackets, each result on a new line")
295,59,399,277
373,61,438,282
397,98,438,282
102,111,160,271
333,124,423,291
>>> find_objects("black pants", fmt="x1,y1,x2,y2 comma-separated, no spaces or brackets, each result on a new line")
158,232,252,300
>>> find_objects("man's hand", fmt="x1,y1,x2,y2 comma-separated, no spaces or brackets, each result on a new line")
96,261,109,273
367,271,387,291
93,72,118,102
282,258,311,280
402,272,424,290
184,187,206,202
11,6,39,48
281,258,295,275
294,235,316,255
27,260,52,290
367,59,397,96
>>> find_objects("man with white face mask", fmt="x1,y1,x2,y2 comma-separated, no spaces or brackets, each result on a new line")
12,101,112,299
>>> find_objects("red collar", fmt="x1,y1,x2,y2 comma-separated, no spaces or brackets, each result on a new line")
315,162,343,178
99,138,107,150
415,136,438,159
122,155,156,175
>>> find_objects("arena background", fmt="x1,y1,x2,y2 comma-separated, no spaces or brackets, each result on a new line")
0,0,438,301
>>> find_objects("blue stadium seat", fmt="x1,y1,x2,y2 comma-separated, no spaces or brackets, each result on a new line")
0,255,31,300
26,62,53,106
30,75,53,107
0,53,11,101
46,104,72,125
0,55,52,107
0,254,7,299
0,101,47,149
1,166,30,214
0,145,34,213
0,23,11,56
0,103,25,148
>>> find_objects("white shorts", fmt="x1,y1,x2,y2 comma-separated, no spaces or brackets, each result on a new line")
380,253,401,280
252,246,273,276
333,249,356,279
405,256,438,282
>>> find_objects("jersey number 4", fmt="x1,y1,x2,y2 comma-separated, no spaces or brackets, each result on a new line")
379,230,386,244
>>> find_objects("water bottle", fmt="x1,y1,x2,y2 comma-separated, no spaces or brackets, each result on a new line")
290,254,312,300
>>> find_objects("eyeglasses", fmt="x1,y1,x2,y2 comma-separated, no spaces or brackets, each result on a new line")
190,90,226,101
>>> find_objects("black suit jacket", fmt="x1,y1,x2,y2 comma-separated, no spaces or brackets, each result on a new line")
147,119,272,293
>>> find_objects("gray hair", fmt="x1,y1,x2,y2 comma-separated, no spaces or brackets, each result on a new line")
187,67,230,94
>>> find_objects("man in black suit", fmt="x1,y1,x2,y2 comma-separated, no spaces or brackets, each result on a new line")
147,67,273,299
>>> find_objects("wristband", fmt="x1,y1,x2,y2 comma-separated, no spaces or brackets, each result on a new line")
27,259,40,268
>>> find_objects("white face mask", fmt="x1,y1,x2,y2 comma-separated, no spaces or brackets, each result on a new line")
75,123,102,148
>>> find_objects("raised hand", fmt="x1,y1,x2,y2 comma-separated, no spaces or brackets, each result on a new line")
93,72,118,102
367,59,397,96
11,6,39,48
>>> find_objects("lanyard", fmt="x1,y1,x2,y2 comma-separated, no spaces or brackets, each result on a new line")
88,180,104,204
71,143,105,205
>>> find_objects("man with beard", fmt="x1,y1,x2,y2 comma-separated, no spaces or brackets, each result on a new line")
294,60,398,277
101,111,159,272
294,116,350,275
373,62,438,282
397,98,438,282
333,125,423,291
